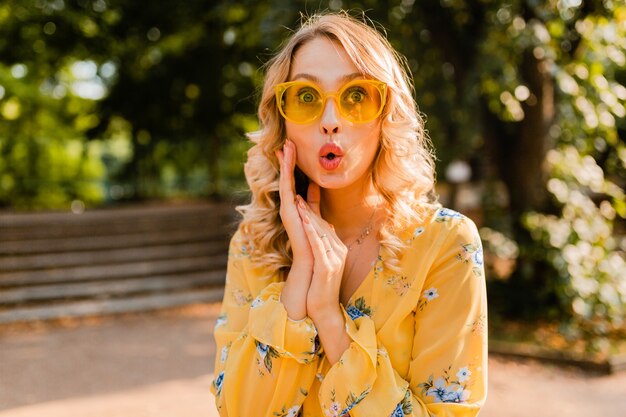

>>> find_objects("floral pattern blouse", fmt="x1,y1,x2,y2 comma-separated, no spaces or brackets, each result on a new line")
211,206,488,417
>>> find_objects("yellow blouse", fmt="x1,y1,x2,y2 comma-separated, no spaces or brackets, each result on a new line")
211,206,488,417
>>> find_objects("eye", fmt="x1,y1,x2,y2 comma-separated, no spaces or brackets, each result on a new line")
296,88,318,103
345,87,367,104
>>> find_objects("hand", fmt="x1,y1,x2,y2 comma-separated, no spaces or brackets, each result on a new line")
276,140,313,266
275,140,313,319
296,189,347,321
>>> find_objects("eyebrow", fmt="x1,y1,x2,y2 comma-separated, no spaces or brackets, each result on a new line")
290,72,363,85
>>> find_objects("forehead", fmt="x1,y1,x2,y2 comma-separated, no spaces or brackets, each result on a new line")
289,37,361,85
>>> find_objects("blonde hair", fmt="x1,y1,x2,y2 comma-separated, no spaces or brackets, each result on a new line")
237,11,437,277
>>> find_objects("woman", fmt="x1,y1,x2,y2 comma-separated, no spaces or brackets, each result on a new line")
211,12,487,417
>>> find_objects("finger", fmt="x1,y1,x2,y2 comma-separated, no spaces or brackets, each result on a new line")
275,149,283,165
307,182,321,217
300,211,331,261
278,145,295,204
297,196,338,243
297,198,339,251
284,141,297,197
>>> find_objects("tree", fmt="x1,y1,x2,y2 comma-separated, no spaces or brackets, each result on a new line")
1,0,624,344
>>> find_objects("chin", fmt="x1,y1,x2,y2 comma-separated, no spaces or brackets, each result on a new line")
315,171,360,190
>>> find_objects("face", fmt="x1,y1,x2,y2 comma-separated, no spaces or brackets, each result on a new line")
284,37,383,192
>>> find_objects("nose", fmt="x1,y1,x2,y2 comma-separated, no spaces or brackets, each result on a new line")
319,98,341,135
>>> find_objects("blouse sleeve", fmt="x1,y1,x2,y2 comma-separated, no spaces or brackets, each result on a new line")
317,216,488,417
211,231,321,417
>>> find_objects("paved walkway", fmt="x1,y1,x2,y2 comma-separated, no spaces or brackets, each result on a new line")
1,304,625,417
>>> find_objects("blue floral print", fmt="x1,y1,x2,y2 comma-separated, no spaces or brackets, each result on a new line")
389,389,413,416
255,340,279,375
472,246,484,267
325,387,371,417
215,313,227,328
456,241,484,277
220,345,229,363
213,371,225,396
345,297,372,320
406,226,425,244
417,366,472,404
257,341,269,357
456,367,471,382
390,403,404,417
435,208,464,222
346,305,366,320
426,378,469,403
251,295,264,308
417,287,439,311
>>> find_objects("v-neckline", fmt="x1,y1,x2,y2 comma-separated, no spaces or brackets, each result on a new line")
342,243,382,307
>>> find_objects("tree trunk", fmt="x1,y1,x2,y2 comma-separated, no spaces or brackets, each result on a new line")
485,49,554,217
481,48,557,316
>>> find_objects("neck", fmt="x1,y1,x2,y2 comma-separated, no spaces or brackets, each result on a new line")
320,179,382,243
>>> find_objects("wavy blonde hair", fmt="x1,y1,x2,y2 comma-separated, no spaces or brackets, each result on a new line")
237,11,437,277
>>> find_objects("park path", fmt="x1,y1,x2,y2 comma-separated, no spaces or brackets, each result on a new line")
1,303,625,417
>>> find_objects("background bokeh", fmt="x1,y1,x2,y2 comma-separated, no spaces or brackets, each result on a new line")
0,0,624,351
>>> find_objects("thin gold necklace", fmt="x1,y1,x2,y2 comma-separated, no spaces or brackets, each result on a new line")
344,204,379,282
346,205,378,251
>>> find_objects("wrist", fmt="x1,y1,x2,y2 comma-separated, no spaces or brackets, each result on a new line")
309,303,343,325
291,258,313,272
279,289,307,321
281,267,311,321
311,306,350,365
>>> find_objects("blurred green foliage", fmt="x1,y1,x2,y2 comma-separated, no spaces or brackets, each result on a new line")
0,0,624,346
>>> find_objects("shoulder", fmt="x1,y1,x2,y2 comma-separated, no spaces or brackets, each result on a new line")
227,227,279,285
430,207,480,238
228,228,254,259
401,204,478,236
400,205,481,254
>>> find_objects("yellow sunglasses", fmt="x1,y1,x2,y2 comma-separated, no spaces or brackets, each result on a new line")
275,79,387,124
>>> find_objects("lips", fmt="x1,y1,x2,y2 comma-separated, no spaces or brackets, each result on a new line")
319,143,344,171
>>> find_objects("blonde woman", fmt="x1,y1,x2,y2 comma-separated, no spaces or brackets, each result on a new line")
211,12,487,417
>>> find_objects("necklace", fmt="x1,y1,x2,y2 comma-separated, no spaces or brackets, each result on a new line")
343,203,380,286
346,205,378,251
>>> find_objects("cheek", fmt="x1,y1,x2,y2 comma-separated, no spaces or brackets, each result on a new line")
355,126,382,161
285,124,316,164
285,122,311,144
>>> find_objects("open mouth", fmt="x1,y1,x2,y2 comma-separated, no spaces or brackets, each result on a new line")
319,143,344,170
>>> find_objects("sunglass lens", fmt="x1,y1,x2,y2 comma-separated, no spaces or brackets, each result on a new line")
340,82,382,123
282,84,323,123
